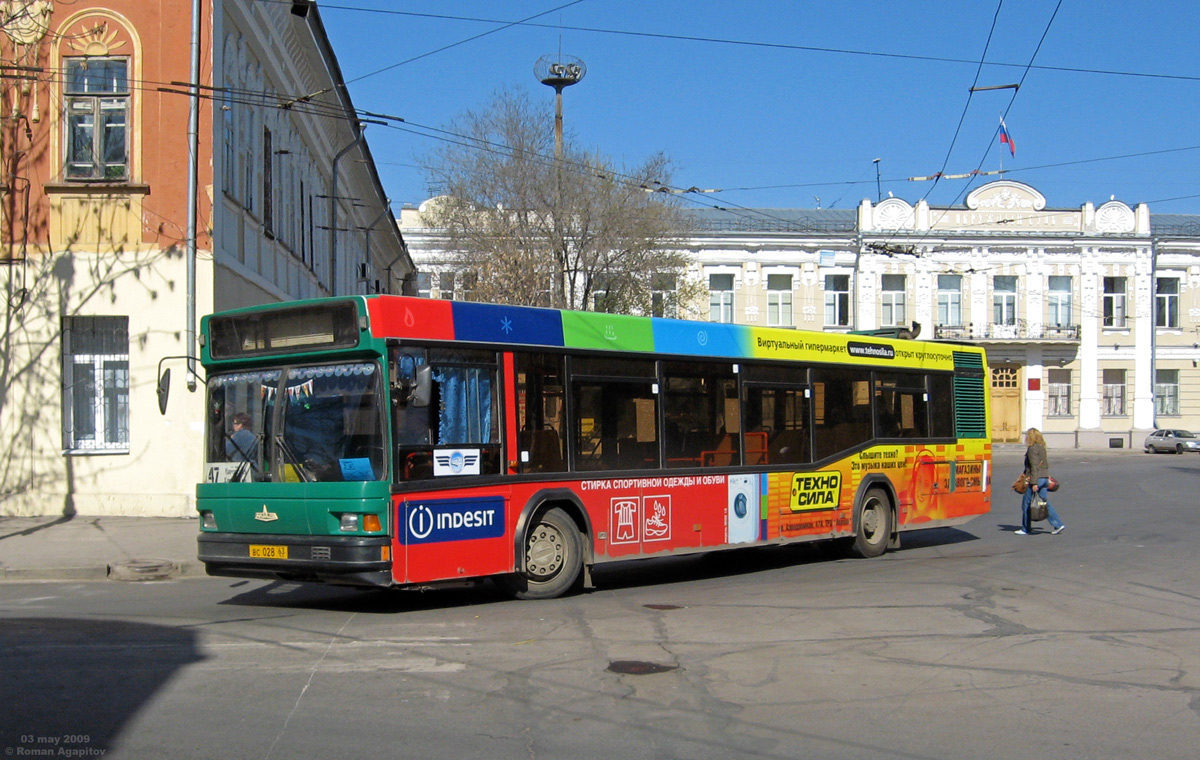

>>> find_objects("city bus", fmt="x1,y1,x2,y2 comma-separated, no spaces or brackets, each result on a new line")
189,295,991,599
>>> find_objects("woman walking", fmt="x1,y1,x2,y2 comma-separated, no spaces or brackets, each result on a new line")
1018,428,1066,535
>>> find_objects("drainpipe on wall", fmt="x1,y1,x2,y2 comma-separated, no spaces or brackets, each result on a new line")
1150,236,1159,431
186,0,201,391
328,128,365,295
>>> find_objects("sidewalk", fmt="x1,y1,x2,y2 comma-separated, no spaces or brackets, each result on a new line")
0,515,205,582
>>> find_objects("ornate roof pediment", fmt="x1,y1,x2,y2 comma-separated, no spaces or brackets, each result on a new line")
965,181,1046,212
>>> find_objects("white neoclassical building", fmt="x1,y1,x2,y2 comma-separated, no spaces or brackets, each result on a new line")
400,180,1200,449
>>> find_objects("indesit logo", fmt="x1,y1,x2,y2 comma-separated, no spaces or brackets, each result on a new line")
407,504,435,540
402,496,505,544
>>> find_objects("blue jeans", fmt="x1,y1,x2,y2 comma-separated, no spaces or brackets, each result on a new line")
1020,477,1064,532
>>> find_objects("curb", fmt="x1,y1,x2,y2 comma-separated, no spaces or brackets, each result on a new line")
0,560,208,583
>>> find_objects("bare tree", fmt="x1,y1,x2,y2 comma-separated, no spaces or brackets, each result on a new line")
419,87,700,315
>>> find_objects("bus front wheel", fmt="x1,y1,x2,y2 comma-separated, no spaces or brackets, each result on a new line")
851,488,893,559
498,507,584,600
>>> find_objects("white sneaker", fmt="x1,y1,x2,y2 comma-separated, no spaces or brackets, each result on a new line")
1014,529,1028,535
1052,525,1066,535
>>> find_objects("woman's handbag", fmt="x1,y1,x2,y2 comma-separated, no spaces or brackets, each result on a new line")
1046,476,1060,492
1011,474,1028,494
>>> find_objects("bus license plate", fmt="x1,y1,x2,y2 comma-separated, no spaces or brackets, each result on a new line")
249,544,288,559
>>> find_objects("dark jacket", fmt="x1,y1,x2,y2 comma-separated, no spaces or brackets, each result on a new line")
1024,443,1050,479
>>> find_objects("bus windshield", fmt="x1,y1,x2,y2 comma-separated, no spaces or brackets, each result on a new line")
206,361,386,483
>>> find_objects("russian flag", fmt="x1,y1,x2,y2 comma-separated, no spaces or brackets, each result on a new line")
999,118,1015,157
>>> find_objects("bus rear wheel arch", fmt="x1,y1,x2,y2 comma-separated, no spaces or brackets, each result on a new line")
496,506,585,600
850,486,894,559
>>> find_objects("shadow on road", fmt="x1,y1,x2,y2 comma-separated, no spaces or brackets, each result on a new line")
214,527,983,613
0,618,205,754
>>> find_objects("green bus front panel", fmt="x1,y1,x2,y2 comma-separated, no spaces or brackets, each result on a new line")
196,481,393,535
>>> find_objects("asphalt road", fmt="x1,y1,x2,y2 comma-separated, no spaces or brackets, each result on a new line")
2,447,1198,760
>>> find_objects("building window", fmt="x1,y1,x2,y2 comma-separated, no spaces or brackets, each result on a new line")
221,91,236,199
993,276,1017,326
1103,277,1127,328
242,110,256,213
651,274,678,318
709,273,734,323
1102,368,1126,416
1047,276,1072,327
824,274,850,327
1047,369,1071,416
262,127,274,235
62,316,129,452
880,274,906,328
1156,277,1179,328
766,274,793,327
592,274,617,313
937,274,962,326
438,271,456,300
64,58,129,181
1155,369,1179,416
416,272,433,298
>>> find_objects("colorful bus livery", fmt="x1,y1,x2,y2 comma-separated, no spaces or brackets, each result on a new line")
194,295,991,598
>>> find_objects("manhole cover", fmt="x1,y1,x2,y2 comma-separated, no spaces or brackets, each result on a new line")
607,660,679,675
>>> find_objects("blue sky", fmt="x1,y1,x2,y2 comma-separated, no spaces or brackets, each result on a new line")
317,1,1200,215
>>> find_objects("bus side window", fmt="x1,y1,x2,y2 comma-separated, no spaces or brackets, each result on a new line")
515,352,566,473
929,374,955,438
572,381,659,472
743,383,811,465
662,362,738,469
875,372,930,440
812,368,872,460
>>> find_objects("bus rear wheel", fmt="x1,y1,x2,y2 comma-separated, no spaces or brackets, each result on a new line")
498,507,583,600
850,488,893,559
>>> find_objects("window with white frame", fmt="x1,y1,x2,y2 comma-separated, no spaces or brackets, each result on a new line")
1156,277,1179,328
709,273,735,323
1047,276,1072,327
62,316,129,452
824,274,850,327
1102,368,1126,416
993,276,1017,326
1155,369,1179,416
937,274,962,326
766,274,793,326
651,273,678,318
416,272,433,298
64,58,129,181
1103,277,1127,328
1047,368,1071,416
438,271,456,300
880,274,906,327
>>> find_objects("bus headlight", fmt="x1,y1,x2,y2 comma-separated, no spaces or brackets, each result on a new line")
339,513,360,532
200,511,217,530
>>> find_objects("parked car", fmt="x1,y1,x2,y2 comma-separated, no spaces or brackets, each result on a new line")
1143,429,1200,454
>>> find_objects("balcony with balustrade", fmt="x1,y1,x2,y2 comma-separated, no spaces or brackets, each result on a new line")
933,320,1081,343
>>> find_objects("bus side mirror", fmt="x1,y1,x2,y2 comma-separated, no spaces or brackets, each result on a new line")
157,368,171,415
410,365,432,408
